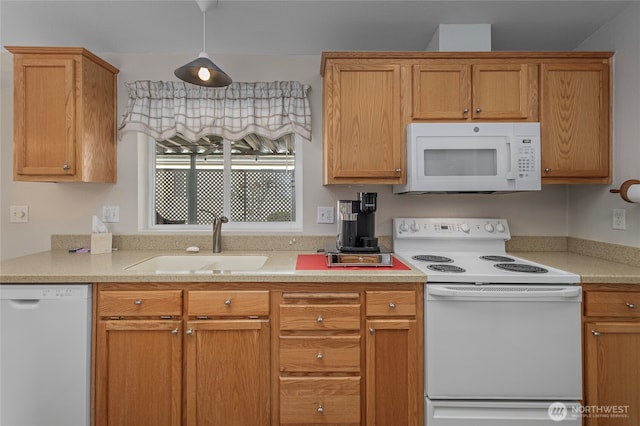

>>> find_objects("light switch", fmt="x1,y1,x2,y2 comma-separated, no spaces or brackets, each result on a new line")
10,205,29,223
102,206,120,223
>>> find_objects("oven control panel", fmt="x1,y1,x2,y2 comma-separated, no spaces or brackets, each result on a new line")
394,218,511,239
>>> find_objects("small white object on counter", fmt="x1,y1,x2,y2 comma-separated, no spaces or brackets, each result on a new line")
186,246,200,253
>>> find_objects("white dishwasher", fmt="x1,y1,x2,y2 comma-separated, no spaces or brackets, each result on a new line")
1,284,92,426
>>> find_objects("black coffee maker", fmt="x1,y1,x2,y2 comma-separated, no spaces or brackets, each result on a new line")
336,192,379,252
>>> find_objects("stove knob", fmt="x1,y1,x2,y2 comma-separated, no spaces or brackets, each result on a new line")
484,223,495,233
460,223,471,233
399,222,409,232
495,223,506,233
410,221,420,232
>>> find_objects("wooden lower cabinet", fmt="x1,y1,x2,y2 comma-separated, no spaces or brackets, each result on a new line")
583,284,640,426
95,320,183,426
366,319,418,426
185,319,270,426
94,282,423,426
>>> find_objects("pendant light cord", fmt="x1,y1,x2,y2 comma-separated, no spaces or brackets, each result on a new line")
202,10,206,53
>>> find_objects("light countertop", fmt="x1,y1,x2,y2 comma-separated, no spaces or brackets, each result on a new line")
0,249,426,284
514,251,640,284
2,247,640,285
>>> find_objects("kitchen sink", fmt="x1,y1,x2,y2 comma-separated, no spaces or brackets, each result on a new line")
125,255,268,273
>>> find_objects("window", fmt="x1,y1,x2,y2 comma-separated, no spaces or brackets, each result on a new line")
121,80,311,231
148,133,301,230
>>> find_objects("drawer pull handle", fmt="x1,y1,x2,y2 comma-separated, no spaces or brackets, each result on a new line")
626,303,637,309
317,315,324,324
134,299,143,305
592,330,601,336
316,353,324,360
317,405,324,414
389,302,396,309
171,328,179,335
224,298,232,306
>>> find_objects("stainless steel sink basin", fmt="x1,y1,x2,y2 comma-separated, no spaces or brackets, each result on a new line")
125,255,268,273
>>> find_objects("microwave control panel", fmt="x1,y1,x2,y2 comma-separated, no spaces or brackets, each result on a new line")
517,138,538,178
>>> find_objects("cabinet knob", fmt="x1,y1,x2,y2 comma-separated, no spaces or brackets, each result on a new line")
544,168,552,173
475,108,482,113
62,164,70,171
626,303,637,309
316,353,324,360
171,328,179,335
316,315,324,324
134,299,143,305
317,405,324,414
463,108,469,113
369,327,375,335
395,168,401,173
389,302,396,309
592,330,601,336
186,328,194,335
224,298,232,306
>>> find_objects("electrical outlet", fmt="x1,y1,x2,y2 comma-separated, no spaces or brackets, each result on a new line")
102,206,120,223
9,205,29,223
612,209,626,230
317,206,335,224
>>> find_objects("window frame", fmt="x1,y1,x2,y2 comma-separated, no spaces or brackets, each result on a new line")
137,133,304,233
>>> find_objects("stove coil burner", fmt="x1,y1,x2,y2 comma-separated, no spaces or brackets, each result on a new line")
427,264,466,273
494,263,548,273
480,255,515,262
412,255,453,263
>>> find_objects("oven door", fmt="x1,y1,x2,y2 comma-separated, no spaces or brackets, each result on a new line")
425,284,582,400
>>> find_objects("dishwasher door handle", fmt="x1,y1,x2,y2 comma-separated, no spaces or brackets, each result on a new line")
7,299,41,308
427,286,581,299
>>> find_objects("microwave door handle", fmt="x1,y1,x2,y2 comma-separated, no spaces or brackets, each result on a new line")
505,140,516,180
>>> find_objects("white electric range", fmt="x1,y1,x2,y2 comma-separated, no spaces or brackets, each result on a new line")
394,218,583,426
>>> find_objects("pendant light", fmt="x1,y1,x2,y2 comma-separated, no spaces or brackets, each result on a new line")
175,0,232,87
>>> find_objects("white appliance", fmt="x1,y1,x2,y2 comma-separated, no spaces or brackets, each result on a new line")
393,122,541,193
0,284,92,426
393,218,582,425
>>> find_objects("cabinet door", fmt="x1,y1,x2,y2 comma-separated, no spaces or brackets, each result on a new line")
95,320,182,426
540,63,610,182
412,64,470,120
185,319,270,426
472,63,536,120
584,322,640,426
13,56,76,177
366,319,419,426
324,61,403,184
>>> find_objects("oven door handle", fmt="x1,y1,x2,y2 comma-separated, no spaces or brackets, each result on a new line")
427,286,581,299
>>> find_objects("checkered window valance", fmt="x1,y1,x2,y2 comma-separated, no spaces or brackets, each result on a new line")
118,80,312,142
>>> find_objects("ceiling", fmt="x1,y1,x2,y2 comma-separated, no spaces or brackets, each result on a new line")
0,1,633,55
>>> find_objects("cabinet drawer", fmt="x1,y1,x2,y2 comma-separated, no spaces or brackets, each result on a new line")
280,336,360,372
187,290,269,317
279,304,360,331
366,291,416,316
98,290,182,317
585,291,640,317
280,377,361,424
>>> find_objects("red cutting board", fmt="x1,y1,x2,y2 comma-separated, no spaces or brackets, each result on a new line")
296,254,411,270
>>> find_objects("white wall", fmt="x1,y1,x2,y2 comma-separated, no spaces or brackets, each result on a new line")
569,2,640,247
1,50,570,260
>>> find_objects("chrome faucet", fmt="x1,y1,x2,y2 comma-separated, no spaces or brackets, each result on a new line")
200,210,228,253
211,215,229,253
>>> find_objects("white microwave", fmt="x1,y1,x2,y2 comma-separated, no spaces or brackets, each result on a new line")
393,122,541,193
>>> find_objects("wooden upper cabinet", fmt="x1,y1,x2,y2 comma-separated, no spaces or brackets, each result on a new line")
540,61,612,183
7,46,119,183
322,57,404,184
412,62,537,121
